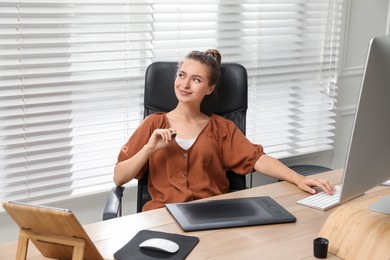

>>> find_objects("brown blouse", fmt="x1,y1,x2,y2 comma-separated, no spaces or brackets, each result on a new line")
117,113,264,211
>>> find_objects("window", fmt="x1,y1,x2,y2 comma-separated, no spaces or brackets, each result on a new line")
0,0,343,210
0,1,153,208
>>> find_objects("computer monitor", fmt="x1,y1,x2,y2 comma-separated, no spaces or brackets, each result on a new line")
338,35,390,213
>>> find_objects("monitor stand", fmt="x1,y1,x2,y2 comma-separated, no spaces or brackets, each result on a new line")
368,194,390,214
319,195,390,259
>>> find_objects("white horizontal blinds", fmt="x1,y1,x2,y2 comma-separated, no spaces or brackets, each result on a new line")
0,0,342,210
247,0,342,158
151,0,342,159
152,1,221,61
0,1,152,208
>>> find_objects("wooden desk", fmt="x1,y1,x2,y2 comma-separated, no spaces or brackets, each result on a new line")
1,169,389,259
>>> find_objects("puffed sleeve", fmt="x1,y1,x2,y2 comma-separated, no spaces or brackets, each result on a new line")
214,116,264,174
116,113,167,178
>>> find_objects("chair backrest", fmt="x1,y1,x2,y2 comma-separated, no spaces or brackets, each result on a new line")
137,61,248,212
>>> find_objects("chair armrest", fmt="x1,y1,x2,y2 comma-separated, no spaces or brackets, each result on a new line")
102,186,125,221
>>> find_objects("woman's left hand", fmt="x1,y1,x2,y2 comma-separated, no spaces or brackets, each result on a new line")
296,177,336,195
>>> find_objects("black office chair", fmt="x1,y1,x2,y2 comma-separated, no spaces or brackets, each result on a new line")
276,164,332,182
103,61,248,220
288,165,332,176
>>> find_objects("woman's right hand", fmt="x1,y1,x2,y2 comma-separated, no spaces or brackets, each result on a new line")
146,128,176,152
114,128,176,186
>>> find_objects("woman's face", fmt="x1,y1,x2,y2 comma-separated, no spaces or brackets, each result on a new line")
174,59,215,105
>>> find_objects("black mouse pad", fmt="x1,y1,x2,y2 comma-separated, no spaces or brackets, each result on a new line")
114,230,199,260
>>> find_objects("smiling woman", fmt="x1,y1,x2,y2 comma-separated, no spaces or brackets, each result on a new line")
174,52,219,116
113,49,335,212
0,1,343,213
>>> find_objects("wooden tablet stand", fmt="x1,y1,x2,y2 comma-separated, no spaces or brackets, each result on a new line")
319,196,390,260
2,201,103,260
16,228,86,260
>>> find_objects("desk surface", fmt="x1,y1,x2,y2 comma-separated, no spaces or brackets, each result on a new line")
1,169,389,260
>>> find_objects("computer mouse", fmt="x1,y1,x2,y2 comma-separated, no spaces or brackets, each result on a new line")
139,238,179,253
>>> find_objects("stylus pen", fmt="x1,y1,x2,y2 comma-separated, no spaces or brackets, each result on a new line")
171,133,177,138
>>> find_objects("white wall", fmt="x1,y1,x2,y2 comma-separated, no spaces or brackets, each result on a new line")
1,0,390,244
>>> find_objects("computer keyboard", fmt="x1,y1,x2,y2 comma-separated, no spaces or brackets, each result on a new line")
297,185,341,211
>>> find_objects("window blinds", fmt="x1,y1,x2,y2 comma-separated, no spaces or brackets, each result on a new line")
0,1,153,207
0,0,343,209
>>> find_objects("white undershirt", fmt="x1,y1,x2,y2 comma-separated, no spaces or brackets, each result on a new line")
175,137,196,150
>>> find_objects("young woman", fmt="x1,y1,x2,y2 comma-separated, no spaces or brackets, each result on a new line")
114,49,335,211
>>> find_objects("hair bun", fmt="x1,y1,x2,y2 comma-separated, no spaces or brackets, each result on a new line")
206,49,221,65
